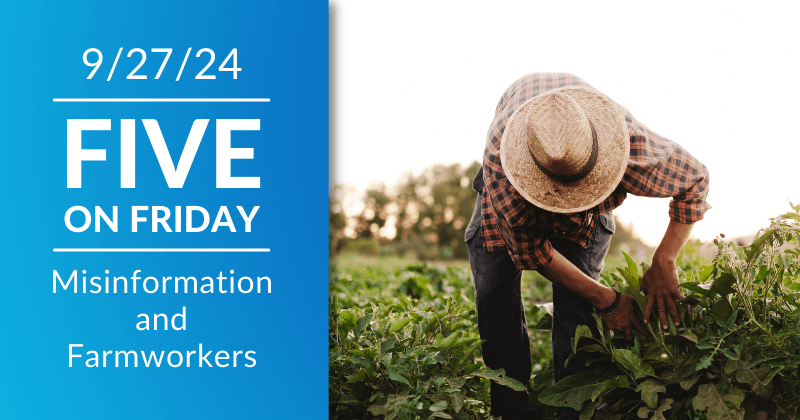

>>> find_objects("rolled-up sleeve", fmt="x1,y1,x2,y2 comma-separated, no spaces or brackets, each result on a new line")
618,111,711,224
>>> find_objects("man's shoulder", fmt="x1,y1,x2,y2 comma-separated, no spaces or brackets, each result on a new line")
497,73,594,114
506,73,591,92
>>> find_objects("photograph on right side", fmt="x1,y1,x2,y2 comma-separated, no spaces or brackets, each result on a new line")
328,2,800,419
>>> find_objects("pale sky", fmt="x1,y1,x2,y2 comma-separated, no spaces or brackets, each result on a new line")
330,0,800,246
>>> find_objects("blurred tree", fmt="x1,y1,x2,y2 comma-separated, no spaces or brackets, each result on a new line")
329,185,347,256
330,162,652,262
392,161,481,259
353,183,391,239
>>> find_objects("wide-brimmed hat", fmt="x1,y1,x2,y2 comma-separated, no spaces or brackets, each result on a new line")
500,86,630,213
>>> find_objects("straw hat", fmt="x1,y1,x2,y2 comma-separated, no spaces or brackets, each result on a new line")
500,86,630,213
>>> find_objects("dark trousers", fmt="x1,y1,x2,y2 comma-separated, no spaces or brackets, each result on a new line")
466,194,614,419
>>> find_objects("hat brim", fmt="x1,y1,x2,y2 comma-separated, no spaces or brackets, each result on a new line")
500,86,630,213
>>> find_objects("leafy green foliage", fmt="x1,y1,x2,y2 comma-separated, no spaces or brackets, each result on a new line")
537,372,628,411
536,205,800,419
636,379,666,409
332,205,800,419
330,264,537,419
692,384,744,420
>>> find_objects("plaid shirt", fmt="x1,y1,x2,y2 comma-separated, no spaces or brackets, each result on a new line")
480,73,711,270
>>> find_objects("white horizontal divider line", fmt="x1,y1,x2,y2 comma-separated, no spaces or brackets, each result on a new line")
52,98,271,103
53,248,271,253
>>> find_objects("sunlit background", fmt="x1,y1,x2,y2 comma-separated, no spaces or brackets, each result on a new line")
330,0,800,251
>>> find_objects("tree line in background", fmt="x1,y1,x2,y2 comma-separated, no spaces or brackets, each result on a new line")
330,161,653,261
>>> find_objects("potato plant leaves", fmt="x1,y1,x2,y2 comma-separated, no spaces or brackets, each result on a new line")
538,372,627,410
692,383,745,420
572,325,595,353
637,397,672,420
388,317,412,334
331,205,800,420
635,379,666,409
472,368,526,392
711,272,737,296
613,349,656,379
726,359,774,400
352,313,373,339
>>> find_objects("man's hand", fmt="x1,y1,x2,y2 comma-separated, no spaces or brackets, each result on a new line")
641,258,683,329
539,251,652,341
601,293,652,341
643,220,694,329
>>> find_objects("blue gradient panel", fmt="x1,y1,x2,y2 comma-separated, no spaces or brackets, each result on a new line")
0,1,327,418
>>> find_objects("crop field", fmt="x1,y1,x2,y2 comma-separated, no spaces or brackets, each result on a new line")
330,206,800,420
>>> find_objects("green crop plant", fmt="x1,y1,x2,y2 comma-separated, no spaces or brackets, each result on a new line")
535,204,800,419
330,205,800,419
329,264,527,419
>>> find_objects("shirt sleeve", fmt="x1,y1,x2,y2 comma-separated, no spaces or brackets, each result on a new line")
484,171,554,270
618,111,711,224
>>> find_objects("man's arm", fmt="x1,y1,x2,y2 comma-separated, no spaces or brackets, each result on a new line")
613,109,710,330
641,220,693,329
540,250,651,340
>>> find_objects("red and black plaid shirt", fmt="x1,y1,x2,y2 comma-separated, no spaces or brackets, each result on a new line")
480,73,711,270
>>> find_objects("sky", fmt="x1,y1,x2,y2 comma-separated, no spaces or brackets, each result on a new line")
329,0,800,246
